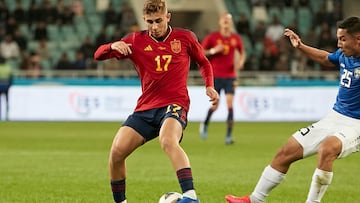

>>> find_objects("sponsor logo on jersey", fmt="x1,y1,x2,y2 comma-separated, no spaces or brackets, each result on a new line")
354,67,360,79
170,39,181,53
144,45,153,51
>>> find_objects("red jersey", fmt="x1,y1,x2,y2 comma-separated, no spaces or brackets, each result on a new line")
94,27,214,112
201,32,244,78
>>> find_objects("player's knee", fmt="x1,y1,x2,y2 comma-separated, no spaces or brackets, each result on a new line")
159,136,175,153
318,136,342,160
109,147,127,163
273,143,302,166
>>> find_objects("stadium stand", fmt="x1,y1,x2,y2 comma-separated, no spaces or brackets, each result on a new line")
0,0,343,86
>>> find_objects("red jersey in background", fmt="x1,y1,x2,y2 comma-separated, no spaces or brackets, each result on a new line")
202,32,244,78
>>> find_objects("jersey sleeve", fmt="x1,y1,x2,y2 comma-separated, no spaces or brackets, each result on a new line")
93,33,135,61
328,48,342,67
236,34,245,54
201,34,213,50
188,32,214,87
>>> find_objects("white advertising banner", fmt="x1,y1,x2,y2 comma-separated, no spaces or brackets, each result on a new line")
189,86,338,121
9,86,141,121
8,86,338,121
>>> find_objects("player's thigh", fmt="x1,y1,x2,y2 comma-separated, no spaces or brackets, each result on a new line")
111,126,145,157
292,125,329,157
224,78,235,94
333,126,360,158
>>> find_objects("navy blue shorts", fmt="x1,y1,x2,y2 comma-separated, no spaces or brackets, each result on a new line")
122,104,188,142
214,78,236,94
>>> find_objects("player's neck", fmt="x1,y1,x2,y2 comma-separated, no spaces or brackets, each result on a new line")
220,28,231,37
152,26,171,42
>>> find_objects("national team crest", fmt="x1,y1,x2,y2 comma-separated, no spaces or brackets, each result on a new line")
170,39,181,53
354,67,360,79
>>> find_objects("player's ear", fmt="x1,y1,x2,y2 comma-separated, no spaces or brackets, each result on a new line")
167,12,171,22
356,33,360,41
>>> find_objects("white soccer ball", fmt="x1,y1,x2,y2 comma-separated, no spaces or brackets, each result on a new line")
158,192,182,203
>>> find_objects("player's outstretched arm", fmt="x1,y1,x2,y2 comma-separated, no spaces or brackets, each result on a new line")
110,41,132,56
284,28,334,67
206,86,219,106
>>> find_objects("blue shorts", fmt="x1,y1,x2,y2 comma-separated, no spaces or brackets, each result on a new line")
214,78,235,94
122,104,188,142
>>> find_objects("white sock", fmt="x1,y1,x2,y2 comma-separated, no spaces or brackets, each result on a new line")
250,165,286,203
183,189,197,199
305,168,333,203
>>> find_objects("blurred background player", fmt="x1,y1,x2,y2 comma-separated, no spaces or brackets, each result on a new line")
0,57,12,120
200,12,246,145
94,0,219,202
225,16,360,203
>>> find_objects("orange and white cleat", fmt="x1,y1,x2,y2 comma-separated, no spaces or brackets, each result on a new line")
225,195,251,203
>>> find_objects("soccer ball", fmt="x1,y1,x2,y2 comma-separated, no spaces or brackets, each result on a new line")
158,192,182,203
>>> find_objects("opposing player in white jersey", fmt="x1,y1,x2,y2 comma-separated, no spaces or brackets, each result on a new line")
226,16,360,203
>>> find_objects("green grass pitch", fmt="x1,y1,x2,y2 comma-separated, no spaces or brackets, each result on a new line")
0,121,358,203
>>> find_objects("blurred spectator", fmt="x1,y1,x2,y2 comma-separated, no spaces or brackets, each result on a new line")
314,3,328,26
119,3,137,32
252,2,268,23
36,39,50,60
235,13,250,37
5,15,18,36
21,51,42,78
55,52,72,70
274,54,290,71
110,26,125,41
33,21,48,40
39,0,58,24
286,20,299,37
96,0,109,12
72,0,84,17
59,4,74,25
13,27,27,51
259,37,279,71
13,0,26,24
78,36,96,61
300,26,318,70
27,0,40,28
95,27,108,47
251,20,266,45
0,34,20,60
0,0,9,24
265,15,284,43
298,0,309,7
55,0,65,23
332,0,343,23
102,58,121,78
72,51,86,70
104,2,119,26
317,23,336,51
284,0,293,7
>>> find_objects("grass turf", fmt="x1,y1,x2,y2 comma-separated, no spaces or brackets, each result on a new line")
0,121,358,203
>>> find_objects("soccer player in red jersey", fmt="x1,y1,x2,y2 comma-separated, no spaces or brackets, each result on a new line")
94,0,219,202
199,13,246,144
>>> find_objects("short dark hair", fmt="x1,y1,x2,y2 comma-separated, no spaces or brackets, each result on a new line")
337,16,360,35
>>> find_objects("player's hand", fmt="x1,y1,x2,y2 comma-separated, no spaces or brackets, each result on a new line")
233,80,239,87
206,87,219,106
111,41,132,55
284,28,302,48
213,44,224,54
